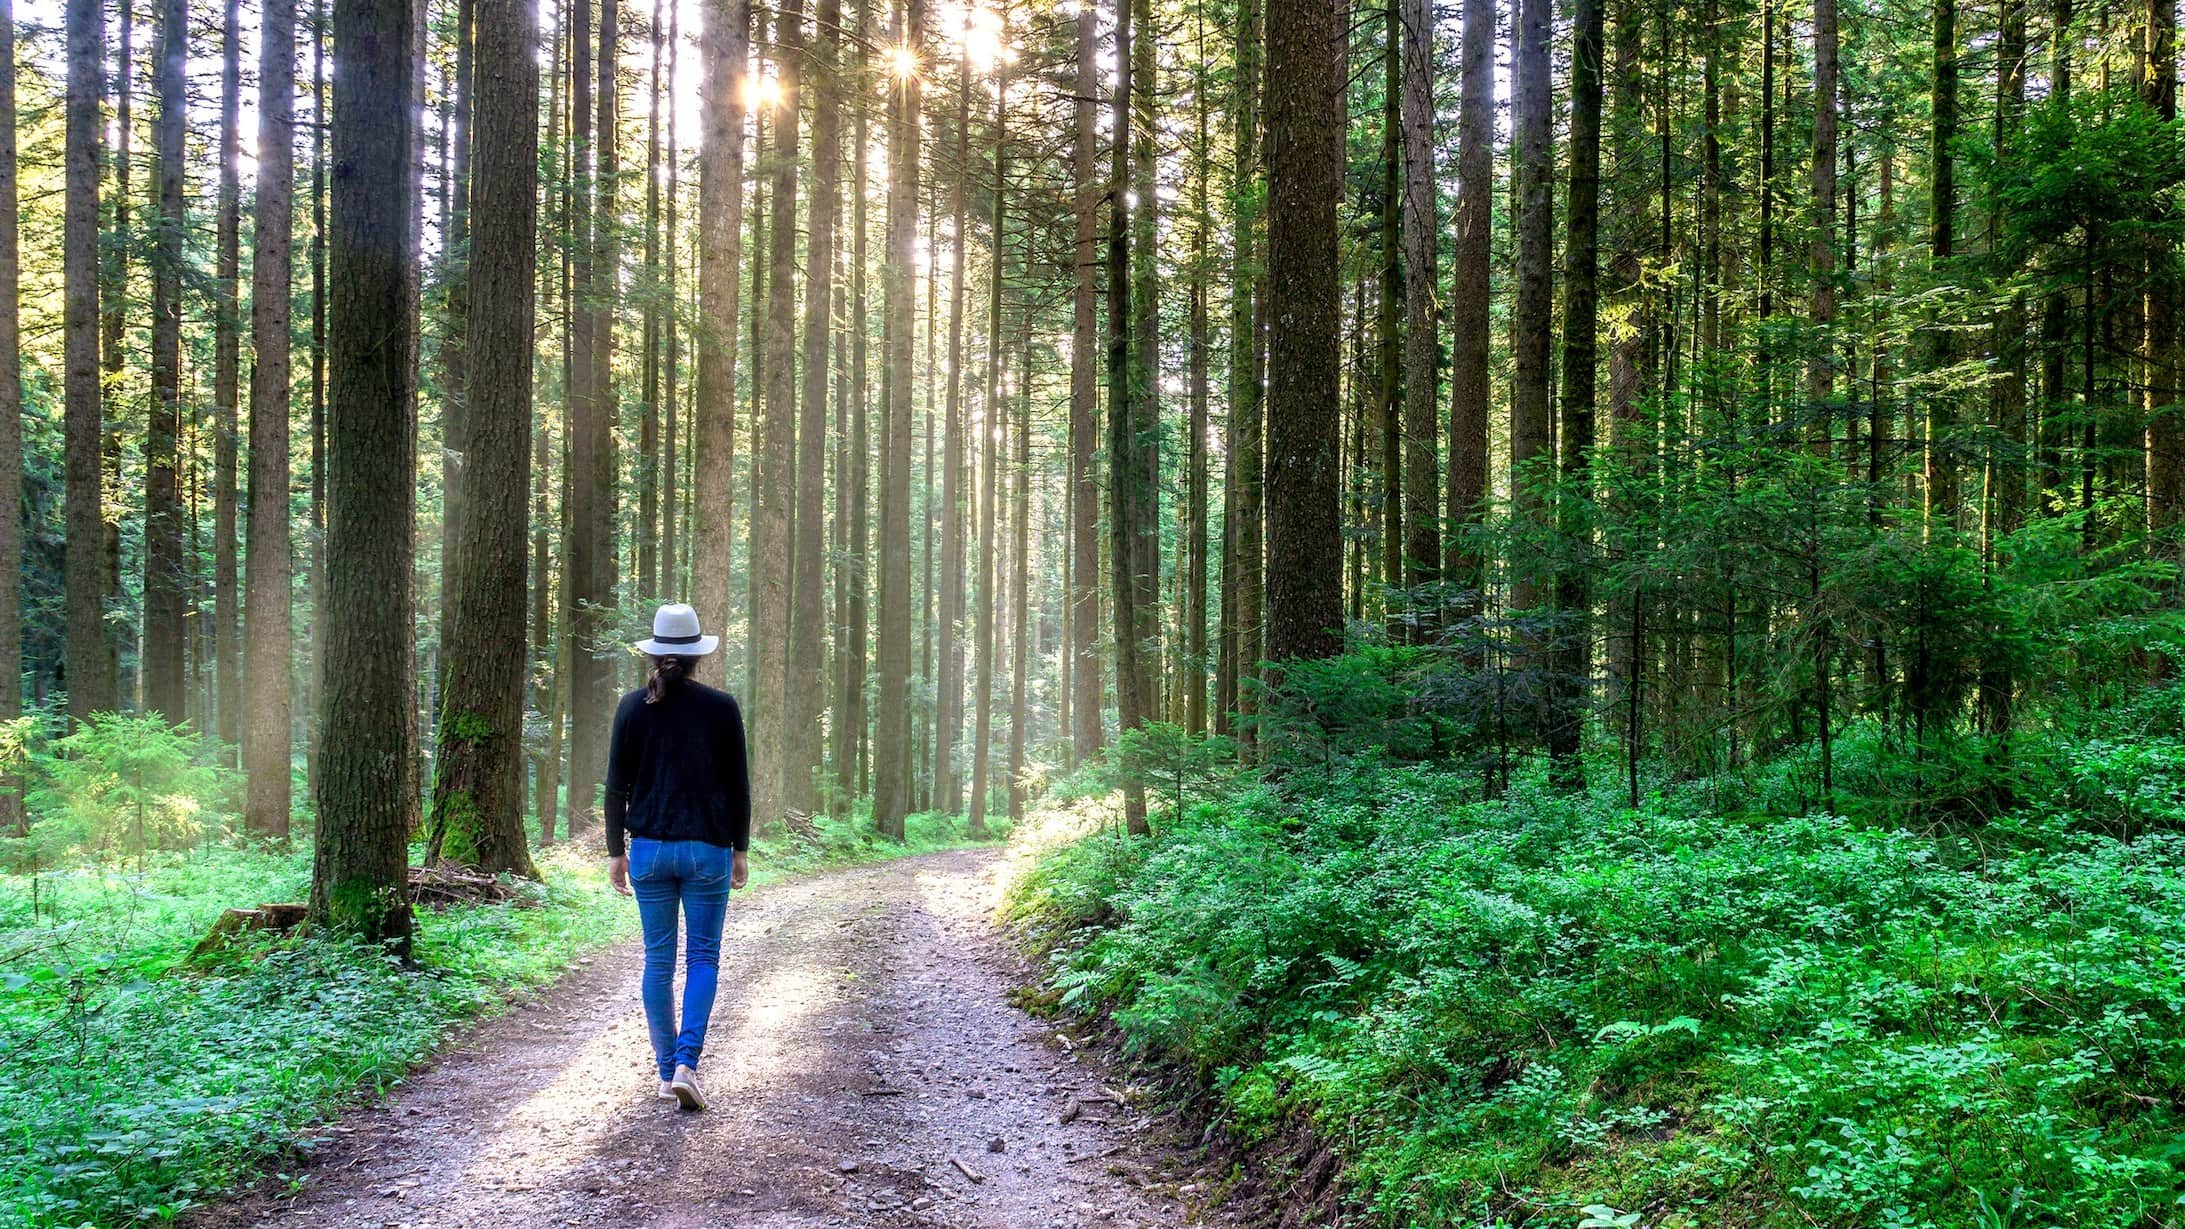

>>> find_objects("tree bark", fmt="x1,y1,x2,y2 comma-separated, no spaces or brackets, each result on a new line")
0,0,21,829
439,0,475,689
142,0,187,725
1926,0,1958,529
1107,0,1150,830
1262,0,1344,664
1446,0,1493,611
1508,0,1552,624
1185,21,1211,734
1068,2,1104,763
314,0,420,951
753,0,804,828
1008,296,1031,819
99,0,130,705
693,0,748,689
1547,0,1603,784
1129,0,1161,725
1399,0,1438,599
214,0,242,754
791,0,842,817
1377,0,1402,598
871,0,924,839
64,0,110,724
935,45,973,816
428,0,540,876
2146,0,2181,535
245,0,297,840
968,63,1009,837
837,0,872,806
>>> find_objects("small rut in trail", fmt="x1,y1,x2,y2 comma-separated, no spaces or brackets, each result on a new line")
193,848,1228,1229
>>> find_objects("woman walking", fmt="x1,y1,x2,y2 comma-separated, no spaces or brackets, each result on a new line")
605,602,751,1111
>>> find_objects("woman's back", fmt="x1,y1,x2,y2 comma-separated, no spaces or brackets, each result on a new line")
605,681,752,852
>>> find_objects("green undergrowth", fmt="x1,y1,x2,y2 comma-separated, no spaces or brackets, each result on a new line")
1005,739,2185,1227
0,806,987,1228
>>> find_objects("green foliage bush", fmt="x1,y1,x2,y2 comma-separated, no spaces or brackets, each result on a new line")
1008,751,2185,1226
0,844,636,1227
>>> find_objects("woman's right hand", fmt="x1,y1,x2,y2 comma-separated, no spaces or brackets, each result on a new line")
730,849,749,890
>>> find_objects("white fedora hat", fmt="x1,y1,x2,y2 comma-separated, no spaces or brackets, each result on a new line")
635,602,720,657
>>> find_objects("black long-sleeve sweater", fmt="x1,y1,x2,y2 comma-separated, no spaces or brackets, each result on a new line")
603,681,752,858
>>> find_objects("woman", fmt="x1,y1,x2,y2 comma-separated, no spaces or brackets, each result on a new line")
605,602,751,1111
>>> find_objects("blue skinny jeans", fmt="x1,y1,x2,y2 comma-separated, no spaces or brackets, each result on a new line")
628,836,731,1080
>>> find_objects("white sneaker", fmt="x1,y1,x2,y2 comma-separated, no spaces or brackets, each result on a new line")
670,1064,707,1111
656,1079,676,1101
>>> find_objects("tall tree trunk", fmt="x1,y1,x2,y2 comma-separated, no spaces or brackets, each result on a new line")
142,0,187,724
314,0,421,950
693,0,749,686
1225,0,1263,748
1185,19,1211,735
1262,0,1344,664
935,45,972,815
1008,299,1030,820
439,0,475,687
1068,2,1105,762
1984,0,2027,733
1399,0,1438,600
969,63,1009,838
1810,0,1838,425
590,0,623,789
661,0,681,597
838,0,871,807
871,0,924,838
1927,0,1959,529
753,0,803,828
1509,0,1552,627
638,0,661,596
100,0,130,704
428,0,540,876
790,0,842,817
1446,0,1493,612
1129,0,1162,725
214,0,242,754
1548,0,1602,784
2146,0,2181,536
1377,0,1402,598
245,0,297,839
1107,0,1151,830
0,0,21,830
307,0,328,790
64,0,111,724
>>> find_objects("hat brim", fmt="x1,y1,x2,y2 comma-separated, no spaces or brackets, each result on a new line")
635,635,719,658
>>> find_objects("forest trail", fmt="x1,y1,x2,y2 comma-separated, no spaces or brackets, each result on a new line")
192,849,1218,1229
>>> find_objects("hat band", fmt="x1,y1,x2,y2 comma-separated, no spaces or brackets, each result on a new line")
653,632,705,645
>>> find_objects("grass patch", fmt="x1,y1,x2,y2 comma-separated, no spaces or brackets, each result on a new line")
1004,753,2185,1227
1,808,989,1227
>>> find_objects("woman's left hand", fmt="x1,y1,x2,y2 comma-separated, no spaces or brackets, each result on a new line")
609,855,632,896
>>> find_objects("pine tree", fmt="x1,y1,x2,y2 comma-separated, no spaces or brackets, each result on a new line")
141,0,188,724
314,0,421,950
427,0,541,876
63,0,107,727
1262,0,1343,663
245,0,298,839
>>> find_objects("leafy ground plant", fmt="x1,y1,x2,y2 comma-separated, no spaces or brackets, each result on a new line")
1006,751,2185,1227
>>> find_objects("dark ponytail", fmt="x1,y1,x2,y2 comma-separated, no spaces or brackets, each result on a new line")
645,655,689,705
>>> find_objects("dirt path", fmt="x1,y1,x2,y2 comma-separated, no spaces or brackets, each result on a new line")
194,849,1222,1229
